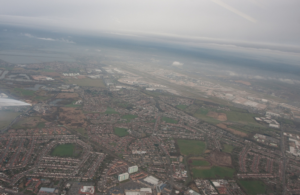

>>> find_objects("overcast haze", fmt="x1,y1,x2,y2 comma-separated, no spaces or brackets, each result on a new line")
0,0,299,48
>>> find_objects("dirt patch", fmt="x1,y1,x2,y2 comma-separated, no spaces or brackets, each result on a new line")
208,150,232,167
207,111,227,121
217,123,247,137
56,93,79,99
189,183,200,193
235,80,251,86
59,107,86,128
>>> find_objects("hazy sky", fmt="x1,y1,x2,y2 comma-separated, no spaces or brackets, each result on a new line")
0,0,299,47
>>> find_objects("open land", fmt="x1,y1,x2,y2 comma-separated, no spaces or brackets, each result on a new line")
177,139,206,156
191,166,235,179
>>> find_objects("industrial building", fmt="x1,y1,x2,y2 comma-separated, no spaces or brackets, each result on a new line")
118,172,129,181
128,165,138,173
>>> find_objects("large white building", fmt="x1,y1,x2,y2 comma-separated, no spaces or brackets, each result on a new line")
118,172,129,182
128,165,138,174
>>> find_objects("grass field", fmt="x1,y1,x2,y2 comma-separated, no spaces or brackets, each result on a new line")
224,110,257,124
105,107,119,114
176,105,188,110
229,124,280,136
222,144,234,153
162,116,178,124
12,117,43,129
37,122,45,129
122,114,137,122
51,143,76,158
238,180,267,195
114,127,129,137
197,108,209,115
193,108,219,124
0,110,20,129
13,88,35,96
177,139,206,156
192,160,210,166
66,78,106,87
193,113,220,124
193,107,259,126
192,166,235,179
65,101,81,108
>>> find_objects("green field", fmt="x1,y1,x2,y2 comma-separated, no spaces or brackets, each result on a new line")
114,127,129,137
51,143,77,158
105,107,119,114
66,78,106,87
122,114,137,121
162,116,178,124
222,144,234,153
13,88,35,96
192,166,235,179
176,105,188,110
192,160,210,166
238,180,268,195
229,124,279,136
193,113,220,124
12,117,43,129
37,122,45,129
193,108,219,124
177,139,206,156
224,110,257,124
0,110,20,129
197,108,209,115
193,106,260,126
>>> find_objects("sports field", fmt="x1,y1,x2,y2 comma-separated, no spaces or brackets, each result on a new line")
192,166,235,179
162,116,178,124
238,180,267,195
177,139,206,156
114,127,129,137
51,143,76,158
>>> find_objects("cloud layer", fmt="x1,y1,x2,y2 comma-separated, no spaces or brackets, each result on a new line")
22,33,74,43
0,0,299,46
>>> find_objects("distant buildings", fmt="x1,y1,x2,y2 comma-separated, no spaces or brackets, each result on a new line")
128,165,138,174
63,73,80,77
118,173,129,182
143,176,159,185
79,186,95,195
37,187,56,195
